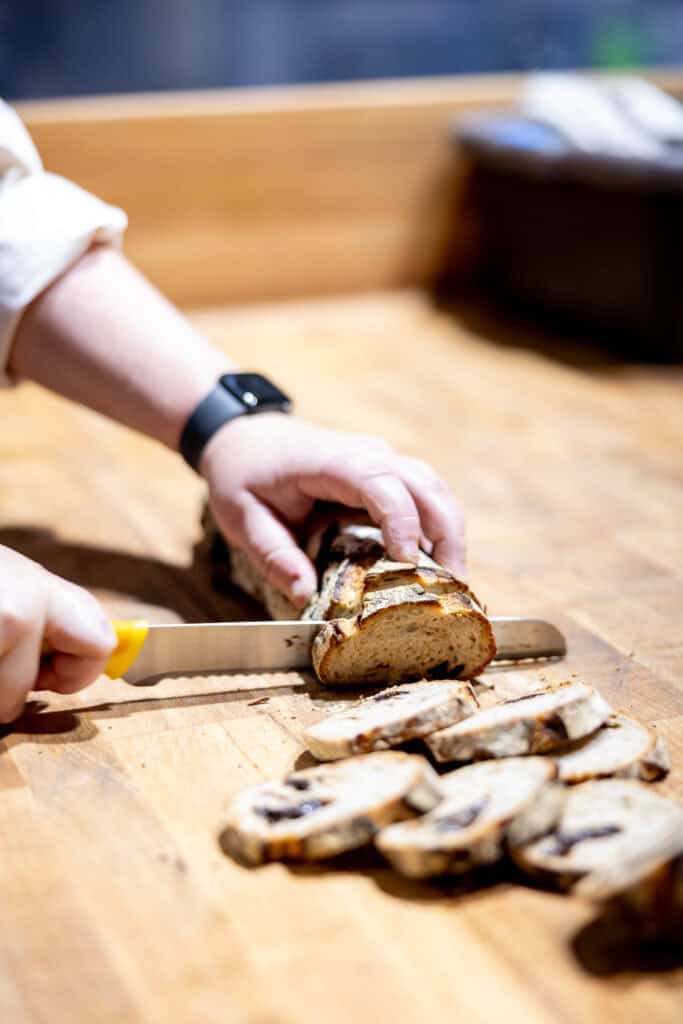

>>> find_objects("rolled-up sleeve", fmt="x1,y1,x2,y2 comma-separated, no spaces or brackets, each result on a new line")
0,100,127,385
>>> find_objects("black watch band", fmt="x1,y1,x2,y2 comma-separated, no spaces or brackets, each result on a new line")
179,372,291,472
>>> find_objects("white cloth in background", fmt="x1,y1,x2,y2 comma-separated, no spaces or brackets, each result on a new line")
521,74,683,160
0,100,127,385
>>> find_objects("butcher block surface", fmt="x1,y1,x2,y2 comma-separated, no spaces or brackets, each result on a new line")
1,289,681,1023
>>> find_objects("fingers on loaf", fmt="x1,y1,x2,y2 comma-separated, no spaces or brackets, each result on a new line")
219,515,496,686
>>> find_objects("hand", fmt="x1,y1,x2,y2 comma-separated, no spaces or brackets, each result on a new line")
0,546,116,723
201,413,466,608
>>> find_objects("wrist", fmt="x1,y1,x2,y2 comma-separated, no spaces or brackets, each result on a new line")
198,409,287,482
163,354,237,451
180,373,292,474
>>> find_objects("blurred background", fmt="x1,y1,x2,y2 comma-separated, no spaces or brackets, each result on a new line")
2,0,681,100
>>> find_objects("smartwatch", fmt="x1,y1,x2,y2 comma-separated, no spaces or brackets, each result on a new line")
179,372,292,471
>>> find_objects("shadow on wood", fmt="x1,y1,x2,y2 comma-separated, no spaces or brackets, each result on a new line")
218,819,516,907
0,682,310,751
571,908,683,978
432,291,641,374
292,750,319,771
0,700,97,747
0,524,260,623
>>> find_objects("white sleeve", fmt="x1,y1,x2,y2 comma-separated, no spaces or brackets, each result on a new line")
0,100,127,385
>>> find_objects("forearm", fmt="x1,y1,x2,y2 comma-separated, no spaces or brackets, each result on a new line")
9,245,235,450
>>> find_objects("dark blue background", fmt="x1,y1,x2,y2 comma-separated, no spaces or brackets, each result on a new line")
1,0,680,101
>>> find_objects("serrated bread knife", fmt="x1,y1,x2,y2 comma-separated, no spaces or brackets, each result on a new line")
100,617,566,685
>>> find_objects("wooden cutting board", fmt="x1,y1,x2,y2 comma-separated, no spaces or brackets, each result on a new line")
0,290,681,1024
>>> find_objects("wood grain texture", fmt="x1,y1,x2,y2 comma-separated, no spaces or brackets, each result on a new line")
1,290,682,1022
16,72,683,308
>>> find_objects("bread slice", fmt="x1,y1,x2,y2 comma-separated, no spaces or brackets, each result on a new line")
511,778,683,889
312,587,495,687
551,713,670,784
304,680,480,761
220,751,443,866
426,683,612,763
376,757,565,878
575,826,683,937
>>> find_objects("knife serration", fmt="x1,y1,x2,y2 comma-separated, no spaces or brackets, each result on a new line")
122,617,566,684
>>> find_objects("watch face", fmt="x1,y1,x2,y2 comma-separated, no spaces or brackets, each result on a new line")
220,373,291,412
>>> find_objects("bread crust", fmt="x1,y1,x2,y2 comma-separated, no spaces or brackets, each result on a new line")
220,751,443,866
575,829,683,937
426,683,611,763
312,590,495,687
304,681,480,761
511,779,683,890
376,757,565,878
551,713,671,784
228,545,302,620
206,510,496,687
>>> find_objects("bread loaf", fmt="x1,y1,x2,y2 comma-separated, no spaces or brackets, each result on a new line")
304,680,480,761
220,751,443,866
427,683,612,763
376,757,564,878
218,511,496,687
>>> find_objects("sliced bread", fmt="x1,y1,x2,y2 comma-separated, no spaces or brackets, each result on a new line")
304,680,480,761
551,713,670,784
307,523,494,684
214,512,496,687
426,683,612,763
376,757,564,878
220,751,443,866
312,587,495,687
575,826,683,937
511,778,683,889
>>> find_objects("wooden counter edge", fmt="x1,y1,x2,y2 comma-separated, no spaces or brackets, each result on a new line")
16,70,683,308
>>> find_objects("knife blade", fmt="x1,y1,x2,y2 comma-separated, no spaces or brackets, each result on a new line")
118,617,566,684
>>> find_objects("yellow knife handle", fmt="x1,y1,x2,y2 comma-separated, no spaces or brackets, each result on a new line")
105,620,149,679
41,619,149,679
